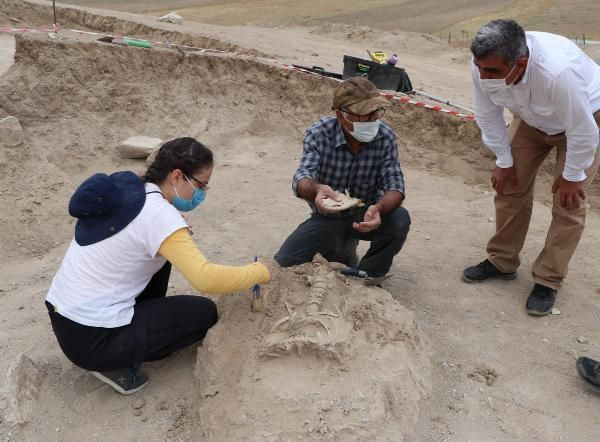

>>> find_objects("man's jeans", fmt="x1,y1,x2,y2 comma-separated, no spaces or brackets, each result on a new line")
275,206,410,277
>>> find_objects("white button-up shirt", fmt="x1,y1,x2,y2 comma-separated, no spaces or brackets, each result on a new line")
472,31,600,181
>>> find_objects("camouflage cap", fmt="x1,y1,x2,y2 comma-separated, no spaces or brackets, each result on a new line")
332,77,391,115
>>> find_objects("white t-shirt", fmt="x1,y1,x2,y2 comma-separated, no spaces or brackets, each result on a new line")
46,183,188,328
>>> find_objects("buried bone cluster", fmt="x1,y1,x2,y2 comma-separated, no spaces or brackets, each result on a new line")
194,256,432,440
263,266,355,362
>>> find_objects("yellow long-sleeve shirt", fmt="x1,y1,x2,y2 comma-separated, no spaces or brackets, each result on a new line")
157,228,270,294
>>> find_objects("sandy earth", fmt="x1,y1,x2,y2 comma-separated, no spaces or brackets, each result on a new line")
1,1,600,441
60,0,513,31
63,0,600,40
194,257,431,440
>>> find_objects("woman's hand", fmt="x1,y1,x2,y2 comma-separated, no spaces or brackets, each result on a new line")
259,257,280,281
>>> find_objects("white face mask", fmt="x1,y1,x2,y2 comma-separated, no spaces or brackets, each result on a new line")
342,113,381,143
479,63,517,95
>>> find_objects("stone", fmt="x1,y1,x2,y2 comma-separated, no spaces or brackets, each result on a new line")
551,308,560,315
155,400,169,411
116,136,162,159
0,353,42,425
320,401,333,412
0,116,24,147
132,398,146,410
158,12,183,24
145,140,167,166
468,367,498,386
577,336,589,344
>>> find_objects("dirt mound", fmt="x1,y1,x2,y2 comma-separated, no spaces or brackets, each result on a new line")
3,32,594,266
0,0,267,57
195,256,431,440
2,5,600,441
0,33,333,265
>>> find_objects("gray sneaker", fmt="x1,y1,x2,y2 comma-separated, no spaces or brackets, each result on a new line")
91,365,149,395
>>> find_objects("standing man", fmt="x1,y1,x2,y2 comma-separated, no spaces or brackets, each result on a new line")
275,78,410,278
463,19,600,315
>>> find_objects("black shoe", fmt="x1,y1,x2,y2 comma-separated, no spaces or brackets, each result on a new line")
91,365,149,395
462,259,517,283
525,283,557,316
576,357,600,393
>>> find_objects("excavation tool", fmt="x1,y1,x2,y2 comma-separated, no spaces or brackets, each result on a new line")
251,256,263,312
340,267,392,286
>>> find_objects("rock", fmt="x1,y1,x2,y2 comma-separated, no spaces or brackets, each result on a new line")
551,308,560,315
0,353,42,425
0,116,24,147
145,141,166,166
158,12,183,24
132,398,146,410
133,409,143,416
320,401,333,412
155,400,169,411
577,336,589,344
468,367,498,386
116,136,162,159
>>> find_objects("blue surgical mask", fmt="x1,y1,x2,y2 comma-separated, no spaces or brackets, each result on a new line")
172,176,206,212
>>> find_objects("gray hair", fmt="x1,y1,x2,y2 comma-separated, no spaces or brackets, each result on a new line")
470,19,529,64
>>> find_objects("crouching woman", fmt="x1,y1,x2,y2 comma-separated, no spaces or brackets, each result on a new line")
45,137,272,394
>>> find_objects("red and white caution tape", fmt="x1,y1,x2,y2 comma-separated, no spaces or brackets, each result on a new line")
0,26,54,33
281,64,476,121
383,93,476,120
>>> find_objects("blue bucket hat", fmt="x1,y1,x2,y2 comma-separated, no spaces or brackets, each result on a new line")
68,171,146,246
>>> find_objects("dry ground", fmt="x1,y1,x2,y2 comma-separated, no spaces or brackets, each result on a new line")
1,1,600,441
64,0,600,39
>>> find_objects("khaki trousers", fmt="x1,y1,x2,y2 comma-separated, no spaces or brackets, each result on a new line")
487,111,600,290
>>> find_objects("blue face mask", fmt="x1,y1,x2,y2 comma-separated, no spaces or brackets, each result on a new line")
172,176,206,212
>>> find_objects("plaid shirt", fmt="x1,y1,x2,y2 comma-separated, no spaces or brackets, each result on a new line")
292,116,405,217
